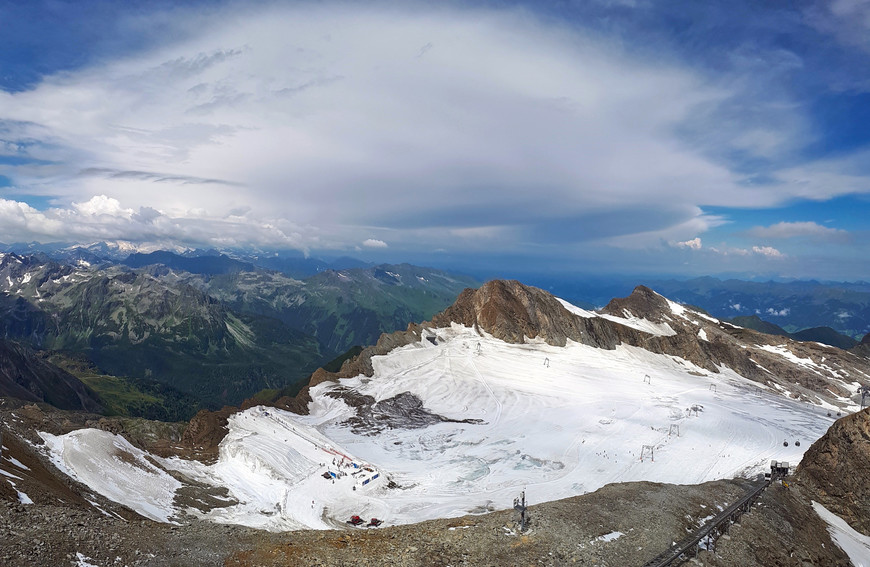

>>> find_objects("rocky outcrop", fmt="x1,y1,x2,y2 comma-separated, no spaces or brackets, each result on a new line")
700,483,852,567
430,280,591,346
599,284,673,322
178,406,237,460
852,333,870,358
795,407,870,536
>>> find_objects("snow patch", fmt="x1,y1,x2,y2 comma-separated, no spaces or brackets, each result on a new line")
39,429,181,523
813,502,870,567
594,531,624,543
757,344,820,370
0,468,22,480
16,488,33,504
667,299,686,316
75,552,100,567
4,455,29,470
556,298,596,318
560,297,677,336
599,313,677,337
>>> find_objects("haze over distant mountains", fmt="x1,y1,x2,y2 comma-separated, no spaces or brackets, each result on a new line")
4,240,869,344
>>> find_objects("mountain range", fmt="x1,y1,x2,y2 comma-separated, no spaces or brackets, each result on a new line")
728,314,860,349
6,241,869,340
174,263,481,354
2,275,870,566
0,251,478,413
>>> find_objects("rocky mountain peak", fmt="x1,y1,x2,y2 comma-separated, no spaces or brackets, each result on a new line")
600,284,673,323
429,279,584,346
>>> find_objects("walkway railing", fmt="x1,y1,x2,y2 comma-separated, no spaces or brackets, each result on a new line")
640,479,771,567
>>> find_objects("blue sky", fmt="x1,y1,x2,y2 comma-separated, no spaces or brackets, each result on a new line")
0,0,869,280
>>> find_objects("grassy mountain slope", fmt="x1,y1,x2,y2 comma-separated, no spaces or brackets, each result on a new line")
45,352,202,421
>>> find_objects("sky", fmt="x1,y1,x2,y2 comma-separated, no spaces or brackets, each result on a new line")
1,0,869,280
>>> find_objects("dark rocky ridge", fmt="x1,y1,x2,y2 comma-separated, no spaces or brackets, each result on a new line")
796,407,870,536
0,339,103,413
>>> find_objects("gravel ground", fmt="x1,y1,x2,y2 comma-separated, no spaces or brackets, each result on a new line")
0,476,807,567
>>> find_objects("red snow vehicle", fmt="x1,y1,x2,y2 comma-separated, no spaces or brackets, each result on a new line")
367,518,383,527
347,515,364,526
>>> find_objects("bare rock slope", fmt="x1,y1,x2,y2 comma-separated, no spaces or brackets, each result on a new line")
796,406,870,536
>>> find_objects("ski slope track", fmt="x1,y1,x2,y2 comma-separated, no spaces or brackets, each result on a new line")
38,308,842,531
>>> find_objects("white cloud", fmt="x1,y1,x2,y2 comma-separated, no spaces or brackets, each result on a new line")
766,307,790,317
730,303,742,311
806,0,870,54
752,245,784,257
0,3,760,253
673,237,702,249
0,196,311,250
602,210,725,249
362,238,388,249
745,221,848,240
0,2,864,264
73,195,133,218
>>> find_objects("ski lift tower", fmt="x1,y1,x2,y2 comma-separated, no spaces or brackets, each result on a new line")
513,490,528,531
859,385,870,409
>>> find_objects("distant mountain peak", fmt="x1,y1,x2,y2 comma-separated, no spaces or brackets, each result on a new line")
599,284,673,323
122,251,256,276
